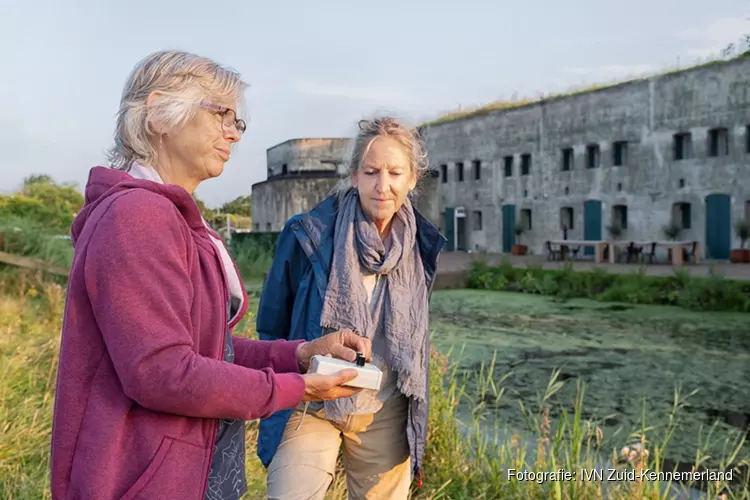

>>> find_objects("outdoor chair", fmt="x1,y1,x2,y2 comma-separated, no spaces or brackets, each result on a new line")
682,241,697,264
546,240,563,261
630,244,644,263
641,242,657,264
622,242,644,263
618,242,634,263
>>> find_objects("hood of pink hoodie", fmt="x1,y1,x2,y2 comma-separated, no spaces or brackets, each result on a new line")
71,166,207,246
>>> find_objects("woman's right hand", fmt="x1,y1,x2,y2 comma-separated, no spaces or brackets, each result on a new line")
302,369,361,402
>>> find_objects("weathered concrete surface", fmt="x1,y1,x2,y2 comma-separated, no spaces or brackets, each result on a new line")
265,138,352,177
252,138,351,230
412,172,441,226
422,57,750,259
251,174,339,232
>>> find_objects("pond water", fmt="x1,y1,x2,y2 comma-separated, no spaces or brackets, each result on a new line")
430,290,750,479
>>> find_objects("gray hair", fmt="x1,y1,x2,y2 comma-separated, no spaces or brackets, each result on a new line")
334,116,429,196
107,50,248,170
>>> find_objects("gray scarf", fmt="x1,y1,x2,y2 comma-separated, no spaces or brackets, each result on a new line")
320,188,429,422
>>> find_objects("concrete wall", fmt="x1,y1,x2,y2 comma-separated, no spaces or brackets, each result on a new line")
413,171,441,227
251,174,339,231
422,57,750,259
253,137,442,233
266,138,352,177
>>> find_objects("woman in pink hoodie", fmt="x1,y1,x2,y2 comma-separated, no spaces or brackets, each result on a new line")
50,50,371,500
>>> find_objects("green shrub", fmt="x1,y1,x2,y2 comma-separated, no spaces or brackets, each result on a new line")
467,257,750,313
0,177,84,233
229,237,276,281
0,216,73,267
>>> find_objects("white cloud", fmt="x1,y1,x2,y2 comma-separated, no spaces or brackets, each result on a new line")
557,16,750,88
290,79,413,103
676,16,749,59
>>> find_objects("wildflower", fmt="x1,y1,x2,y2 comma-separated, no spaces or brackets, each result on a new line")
540,408,551,439
511,434,520,449
619,443,649,464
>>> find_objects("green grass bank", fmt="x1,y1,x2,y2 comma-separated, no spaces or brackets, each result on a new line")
1,271,749,499
1,221,750,498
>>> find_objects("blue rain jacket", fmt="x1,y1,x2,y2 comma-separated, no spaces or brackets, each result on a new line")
255,193,445,484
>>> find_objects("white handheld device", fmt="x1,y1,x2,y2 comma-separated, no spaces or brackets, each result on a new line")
309,353,383,391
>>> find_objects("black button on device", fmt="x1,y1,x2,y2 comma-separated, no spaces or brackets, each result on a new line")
355,352,365,367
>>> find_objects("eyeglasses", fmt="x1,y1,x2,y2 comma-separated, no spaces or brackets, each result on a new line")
200,102,247,135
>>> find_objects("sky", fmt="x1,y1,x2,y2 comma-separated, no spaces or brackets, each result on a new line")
1,0,748,207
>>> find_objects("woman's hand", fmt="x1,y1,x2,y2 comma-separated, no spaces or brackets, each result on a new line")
302,369,361,401
296,328,372,372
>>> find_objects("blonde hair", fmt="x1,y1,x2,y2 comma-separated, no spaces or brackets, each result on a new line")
107,50,248,170
335,116,429,195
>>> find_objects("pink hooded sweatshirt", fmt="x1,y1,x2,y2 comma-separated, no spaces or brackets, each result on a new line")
50,166,305,499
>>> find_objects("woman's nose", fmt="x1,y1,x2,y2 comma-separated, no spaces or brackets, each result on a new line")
375,171,390,191
225,126,241,142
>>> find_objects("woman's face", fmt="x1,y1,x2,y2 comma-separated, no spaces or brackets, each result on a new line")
158,97,244,190
351,136,416,228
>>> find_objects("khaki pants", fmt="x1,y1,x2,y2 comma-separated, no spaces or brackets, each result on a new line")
266,393,412,500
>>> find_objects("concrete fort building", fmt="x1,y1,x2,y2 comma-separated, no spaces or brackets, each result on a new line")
251,137,440,232
251,138,352,232
421,56,750,259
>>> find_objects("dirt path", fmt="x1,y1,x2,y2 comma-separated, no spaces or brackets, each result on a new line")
436,252,750,281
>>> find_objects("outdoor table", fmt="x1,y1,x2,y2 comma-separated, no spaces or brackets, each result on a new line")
548,240,607,264
607,240,651,264
607,240,699,265
651,240,700,265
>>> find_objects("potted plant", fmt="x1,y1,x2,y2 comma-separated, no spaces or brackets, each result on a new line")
511,222,527,255
730,219,750,263
606,223,623,240
662,222,682,262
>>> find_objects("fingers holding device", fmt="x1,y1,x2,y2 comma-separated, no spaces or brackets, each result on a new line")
296,328,373,371
308,352,382,391
302,368,361,402
296,352,383,431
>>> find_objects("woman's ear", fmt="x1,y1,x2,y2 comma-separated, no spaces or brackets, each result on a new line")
146,90,165,135
408,171,417,191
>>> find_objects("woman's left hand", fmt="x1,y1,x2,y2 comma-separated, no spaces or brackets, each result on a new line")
296,329,372,372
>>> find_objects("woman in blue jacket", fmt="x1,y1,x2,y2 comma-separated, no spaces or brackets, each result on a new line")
256,116,445,499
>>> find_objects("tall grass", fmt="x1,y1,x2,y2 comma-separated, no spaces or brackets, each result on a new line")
0,213,272,284
230,238,275,282
435,354,750,499
1,278,749,499
0,275,64,499
0,216,73,268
